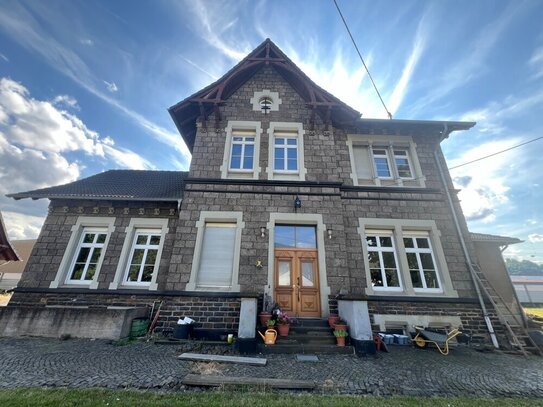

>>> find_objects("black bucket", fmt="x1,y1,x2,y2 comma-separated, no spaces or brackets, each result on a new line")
173,324,193,339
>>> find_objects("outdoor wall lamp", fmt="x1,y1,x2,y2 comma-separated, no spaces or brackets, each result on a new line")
294,195,302,211
260,227,266,238
327,229,333,239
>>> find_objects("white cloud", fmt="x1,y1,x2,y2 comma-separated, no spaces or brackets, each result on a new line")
528,234,543,243
528,46,543,79
103,80,118,93
52,94,79,110
449,138,521,223
0,52,8,62
80,38,94,46
2,211,45,240
0,3,190,163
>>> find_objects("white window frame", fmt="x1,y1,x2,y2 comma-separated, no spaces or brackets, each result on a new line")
109,218,169,291
358,218,457,297
186,211,244,292
347,135,425,187
404,232,443,293
365,230,403,291
229,134,256,172
273,135,298,173
267,122,306,181
220,121,262,179
121,228,163,287
371,148,393,179
51,216,115,289
393,149,414,180
64,227,109,285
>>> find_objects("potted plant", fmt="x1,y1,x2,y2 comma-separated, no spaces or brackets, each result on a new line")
266,319,276,328
259,295,274,326
276,310,293,337
334,329,349,347
328,313,339,328
333,317,348,331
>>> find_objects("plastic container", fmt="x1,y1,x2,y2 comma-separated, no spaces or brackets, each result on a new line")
129,318,150,338
173,324,193,339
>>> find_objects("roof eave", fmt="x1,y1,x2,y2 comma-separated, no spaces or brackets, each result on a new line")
7,194,182,202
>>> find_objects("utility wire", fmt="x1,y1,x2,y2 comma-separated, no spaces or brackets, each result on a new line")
449,136,543,170
332,0,392,119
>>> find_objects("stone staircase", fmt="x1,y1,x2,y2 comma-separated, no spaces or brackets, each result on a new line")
257,318,354,355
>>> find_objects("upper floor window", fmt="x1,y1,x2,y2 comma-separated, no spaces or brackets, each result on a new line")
230,134,255,171
347,135,425,187
267,122,306,181
221,121,261,180
274,135,298,172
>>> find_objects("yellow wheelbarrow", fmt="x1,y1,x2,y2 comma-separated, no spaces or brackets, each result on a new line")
412,326,462,355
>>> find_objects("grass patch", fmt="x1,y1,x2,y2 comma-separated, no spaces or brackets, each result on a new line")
525,308,543,318
0,388,541,407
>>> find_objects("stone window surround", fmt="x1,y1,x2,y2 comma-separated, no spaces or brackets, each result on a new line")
51,216,116,290
266,122,307,181
249,89,282,112
109,218,169,291
346,134,425,187
186,211,244,292
220,121,262,180
358,218,458,298
266,213,331,316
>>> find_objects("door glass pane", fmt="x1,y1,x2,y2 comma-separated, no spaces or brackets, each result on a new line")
295,226,316,248
278,260,291,286
275,226,296,248
301,262,315,287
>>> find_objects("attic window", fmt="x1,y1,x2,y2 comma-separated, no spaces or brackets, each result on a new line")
250,90,282,113
259,97,273,114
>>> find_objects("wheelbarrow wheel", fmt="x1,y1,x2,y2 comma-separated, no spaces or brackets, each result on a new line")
414,336,428,349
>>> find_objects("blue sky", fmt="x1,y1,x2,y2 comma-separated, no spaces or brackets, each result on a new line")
0,0,542,263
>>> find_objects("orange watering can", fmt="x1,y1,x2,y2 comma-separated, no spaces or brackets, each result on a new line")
258,329,277,345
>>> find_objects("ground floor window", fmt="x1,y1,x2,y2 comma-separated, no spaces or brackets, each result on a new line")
358,218,457,297
123,229,162,285
66,228,108,284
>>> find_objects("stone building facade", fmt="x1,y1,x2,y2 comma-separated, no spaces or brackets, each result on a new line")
5,39,505,347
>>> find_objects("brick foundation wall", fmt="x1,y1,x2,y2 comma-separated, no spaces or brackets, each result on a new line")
8,292,240,333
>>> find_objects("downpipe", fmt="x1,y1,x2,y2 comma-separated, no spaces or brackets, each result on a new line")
434,124,499,349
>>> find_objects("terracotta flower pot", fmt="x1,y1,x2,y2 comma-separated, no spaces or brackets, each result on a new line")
277,323,290,337
259,312,272,327
334,323,347,331
336,336,346,347
328,314,339,328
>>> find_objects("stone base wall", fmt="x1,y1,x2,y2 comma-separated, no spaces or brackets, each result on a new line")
8,291,241,334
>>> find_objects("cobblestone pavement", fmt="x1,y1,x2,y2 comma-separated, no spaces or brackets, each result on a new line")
0,338,542,397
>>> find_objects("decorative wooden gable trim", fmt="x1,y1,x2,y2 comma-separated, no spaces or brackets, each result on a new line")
169,38,361,152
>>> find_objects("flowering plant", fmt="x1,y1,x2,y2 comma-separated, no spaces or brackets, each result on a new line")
276,310,293,325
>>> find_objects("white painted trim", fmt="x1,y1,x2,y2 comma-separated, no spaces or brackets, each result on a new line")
266,122,306,181
186,211,244,292
358,218,458,298
266,213,331,316
373,314,463,332
347,134,425,187
250,89,282,112
51,216,115,289
220,121,262,180
109,218,169,291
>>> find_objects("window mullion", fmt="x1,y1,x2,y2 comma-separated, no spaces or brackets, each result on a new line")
81,246,95,281
415,251,427,289
137,247,148,283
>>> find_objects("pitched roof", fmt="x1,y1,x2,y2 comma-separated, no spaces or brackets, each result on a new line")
470,232,523,245
0,211,19,262
0,239,35,273
7,170,188,202
169,38,361,152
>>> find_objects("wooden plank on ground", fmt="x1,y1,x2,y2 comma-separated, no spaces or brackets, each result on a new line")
178,353,267,366
182,374,316,389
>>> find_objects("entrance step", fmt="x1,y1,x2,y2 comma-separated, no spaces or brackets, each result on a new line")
295,318,330,328
258,343,354,355
277,334,336,345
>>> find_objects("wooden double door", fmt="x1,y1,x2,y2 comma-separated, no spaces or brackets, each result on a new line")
274,248,320,317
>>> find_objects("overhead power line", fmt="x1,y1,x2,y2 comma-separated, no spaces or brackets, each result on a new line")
332,0,392,119
449,136,543,170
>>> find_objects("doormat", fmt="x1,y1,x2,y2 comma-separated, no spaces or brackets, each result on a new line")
296,354,319,362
